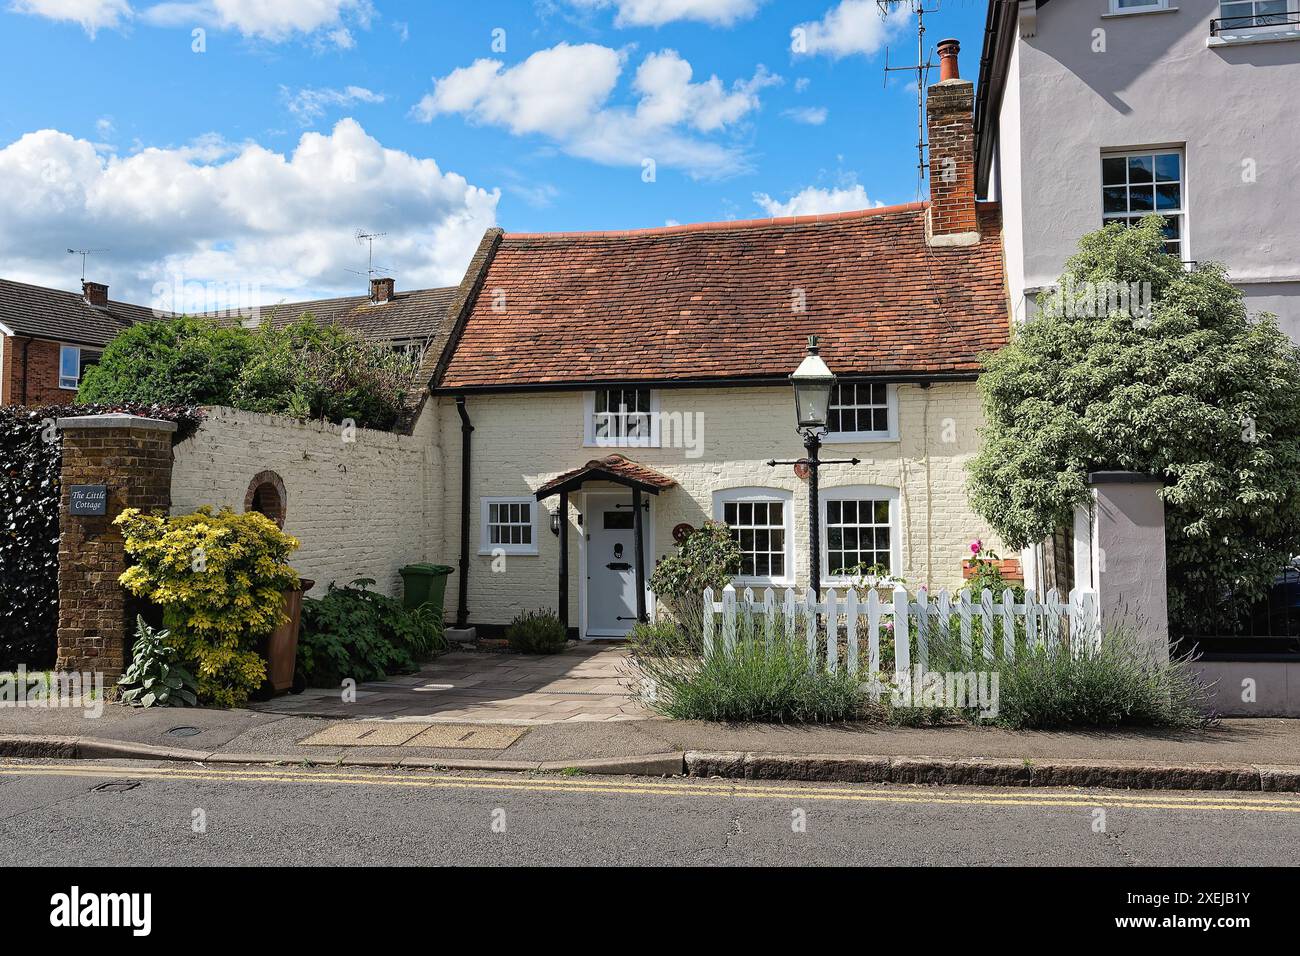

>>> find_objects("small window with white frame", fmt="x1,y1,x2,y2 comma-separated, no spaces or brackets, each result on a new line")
821,486,901,583
585,387,659,448
480,497,538,555
825,383,897,441
714,487,795,585
1216,0,1297,35
1101,149,1186,260
59,344,99,390
1109,0,1169,13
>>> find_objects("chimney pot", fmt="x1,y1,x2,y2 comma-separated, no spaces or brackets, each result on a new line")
370,276,395,304
937,38,961,82
82,280,109,307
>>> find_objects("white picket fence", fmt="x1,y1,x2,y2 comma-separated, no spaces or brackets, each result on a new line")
702,584,1100,688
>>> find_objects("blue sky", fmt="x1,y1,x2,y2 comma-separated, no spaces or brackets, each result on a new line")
0,0,988,307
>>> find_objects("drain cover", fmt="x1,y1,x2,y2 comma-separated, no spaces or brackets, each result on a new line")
165,726,203,738
92,781,140,793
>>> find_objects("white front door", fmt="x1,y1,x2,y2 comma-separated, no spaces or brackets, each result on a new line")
584,492,649,638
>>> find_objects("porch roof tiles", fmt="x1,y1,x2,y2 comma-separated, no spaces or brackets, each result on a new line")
535,454,678,500
437,202,1009,390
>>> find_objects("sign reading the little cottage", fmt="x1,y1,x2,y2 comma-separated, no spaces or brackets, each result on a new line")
69,485,108,516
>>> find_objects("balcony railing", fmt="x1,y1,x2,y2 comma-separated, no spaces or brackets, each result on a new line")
1211,12,1300,36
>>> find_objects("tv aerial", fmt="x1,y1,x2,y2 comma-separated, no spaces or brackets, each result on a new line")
66,248,108,281
349,229,390,286
879,0,942,188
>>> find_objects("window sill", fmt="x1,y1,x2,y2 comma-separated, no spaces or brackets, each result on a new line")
478,548,539,557
731,577,796,591
582,441,661,450
58,384,79,391
822,432,899,445
1208,29,1300,47
1101,6,1178,18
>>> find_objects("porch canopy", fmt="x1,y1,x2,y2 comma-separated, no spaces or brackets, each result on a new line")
535,454,676,631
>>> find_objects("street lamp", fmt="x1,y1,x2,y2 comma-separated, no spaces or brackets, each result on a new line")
768,335,859,599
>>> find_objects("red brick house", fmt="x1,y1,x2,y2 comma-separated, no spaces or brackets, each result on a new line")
0,279,153,406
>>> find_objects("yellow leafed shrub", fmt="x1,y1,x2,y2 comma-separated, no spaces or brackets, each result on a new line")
116,507,300,707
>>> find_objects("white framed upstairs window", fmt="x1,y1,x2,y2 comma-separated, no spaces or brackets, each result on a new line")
59,344,99,390
713,487,795,586
1216,0,1298,35
825,383,898,442
480,497,538,555
1101,149,1186,260
584,387,660,448
1109,0,1170,13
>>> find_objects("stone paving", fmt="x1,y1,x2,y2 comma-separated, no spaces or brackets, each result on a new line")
252,643,654,725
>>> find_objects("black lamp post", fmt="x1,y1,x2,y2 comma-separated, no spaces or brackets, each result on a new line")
768,335,860,598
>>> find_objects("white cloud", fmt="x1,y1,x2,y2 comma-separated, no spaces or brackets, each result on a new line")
141,0,371,45
782,106,827,125
9,0,132,35
0,120,499,309
283,85,384,125
791,0,909,59
415,43,777,178
564,0,763,27
753,183,883,217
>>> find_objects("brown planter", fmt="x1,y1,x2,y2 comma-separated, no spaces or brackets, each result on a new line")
265,578,314,694
962,559,1023,584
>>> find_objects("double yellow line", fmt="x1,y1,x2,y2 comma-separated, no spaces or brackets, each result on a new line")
4,761,1300,814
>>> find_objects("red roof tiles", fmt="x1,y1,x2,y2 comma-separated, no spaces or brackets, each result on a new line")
535,454,678,499
438,202,1008,390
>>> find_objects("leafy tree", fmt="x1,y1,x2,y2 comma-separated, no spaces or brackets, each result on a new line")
77,317,257,406
968,215,1300,632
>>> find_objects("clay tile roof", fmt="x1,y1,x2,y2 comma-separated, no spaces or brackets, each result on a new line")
438,202,1008,390
535,454,678,499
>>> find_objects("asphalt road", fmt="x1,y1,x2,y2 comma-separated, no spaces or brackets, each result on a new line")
2,759,1298,866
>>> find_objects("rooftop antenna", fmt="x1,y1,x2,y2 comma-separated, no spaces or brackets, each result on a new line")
352,229,387,287
879,0,942,191
66,248,108,282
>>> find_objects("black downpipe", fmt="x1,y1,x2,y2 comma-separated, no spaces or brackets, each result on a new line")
455,396,473,628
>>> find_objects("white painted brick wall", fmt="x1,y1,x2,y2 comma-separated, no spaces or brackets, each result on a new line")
435,383,1005,629
171,406,441,598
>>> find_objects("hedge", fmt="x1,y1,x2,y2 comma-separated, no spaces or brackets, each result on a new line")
0,403,202,669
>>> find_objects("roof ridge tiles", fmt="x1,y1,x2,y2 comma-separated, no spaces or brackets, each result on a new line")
504,201,929,241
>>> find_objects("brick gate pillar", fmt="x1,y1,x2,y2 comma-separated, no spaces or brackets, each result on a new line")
56,414,177,681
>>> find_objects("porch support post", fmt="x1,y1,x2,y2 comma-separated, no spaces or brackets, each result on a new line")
558,491,570,633
633,486,648,623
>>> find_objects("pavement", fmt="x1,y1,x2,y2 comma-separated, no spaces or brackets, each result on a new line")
4,642,1300,792
250,643,651,724
5,759,1300,866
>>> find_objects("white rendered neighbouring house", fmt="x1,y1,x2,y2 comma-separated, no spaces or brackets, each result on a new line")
411,46,1015,639
976,0,1300,335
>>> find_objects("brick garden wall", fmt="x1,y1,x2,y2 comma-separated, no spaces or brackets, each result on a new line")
170,405,442,598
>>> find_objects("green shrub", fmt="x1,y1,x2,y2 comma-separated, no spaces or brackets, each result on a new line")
229,317,419,430
649,522,742,627
914,620,1211,730
116,506,300,708
298,578,446,686
78,318,258,407
118,616,198,708
968,215,1300,633
80,314,421,431
628,610,864,723
505,608,568,654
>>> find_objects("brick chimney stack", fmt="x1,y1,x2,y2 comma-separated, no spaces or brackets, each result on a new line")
370,276,395,304
82,280,109,307
926,38,980,247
